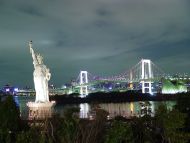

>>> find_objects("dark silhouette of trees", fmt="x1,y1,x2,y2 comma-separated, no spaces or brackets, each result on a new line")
154,104,190,143
105,120,134,143
0,96,21,143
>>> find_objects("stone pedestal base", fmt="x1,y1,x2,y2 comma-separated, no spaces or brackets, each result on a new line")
27,101,56,120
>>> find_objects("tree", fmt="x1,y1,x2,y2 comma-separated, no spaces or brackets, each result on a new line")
77,108,108,143
16,127,41,143
175,93,190,132
105,120,134,143
132,116,155,143
154,104,190,143
0,95,21,143
56,107,80,143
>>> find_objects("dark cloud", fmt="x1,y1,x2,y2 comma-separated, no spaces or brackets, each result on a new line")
18,5,44,17
96,6,112,17
0,0,190,87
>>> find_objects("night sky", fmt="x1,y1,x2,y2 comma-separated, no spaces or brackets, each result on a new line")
0,0,190,88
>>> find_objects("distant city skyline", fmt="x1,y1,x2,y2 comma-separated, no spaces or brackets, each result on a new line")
0,0,190,87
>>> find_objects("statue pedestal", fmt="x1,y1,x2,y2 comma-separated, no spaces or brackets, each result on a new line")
27,101,56,120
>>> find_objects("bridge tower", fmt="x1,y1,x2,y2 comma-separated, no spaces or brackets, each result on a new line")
79,71,88,96
129,70,133,89
141,59,153,95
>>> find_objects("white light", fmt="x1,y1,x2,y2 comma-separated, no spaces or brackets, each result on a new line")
14,88,19,92
62,85,67,89
6,88,10,92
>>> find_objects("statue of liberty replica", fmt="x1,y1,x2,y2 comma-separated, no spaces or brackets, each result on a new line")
29,41,51,102
27,41,55,119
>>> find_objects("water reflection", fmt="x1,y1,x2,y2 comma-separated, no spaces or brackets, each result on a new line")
15,96,176,119
99,103,136,118
80,103,90,118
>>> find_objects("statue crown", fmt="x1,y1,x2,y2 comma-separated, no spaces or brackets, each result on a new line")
36,53,43,64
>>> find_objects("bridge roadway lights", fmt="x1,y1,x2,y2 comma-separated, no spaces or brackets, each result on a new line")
77,59,160,95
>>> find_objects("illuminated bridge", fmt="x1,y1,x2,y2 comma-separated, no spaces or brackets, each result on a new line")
73,59,164,96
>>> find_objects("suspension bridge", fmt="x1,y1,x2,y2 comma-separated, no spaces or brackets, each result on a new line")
73,59,164,96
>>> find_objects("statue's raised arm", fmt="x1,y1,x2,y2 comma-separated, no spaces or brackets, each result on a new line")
29,41,38,66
